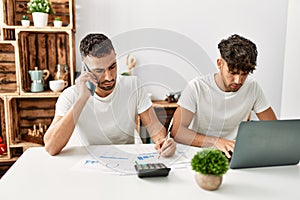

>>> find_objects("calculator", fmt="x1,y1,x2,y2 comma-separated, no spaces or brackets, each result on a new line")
134,163,171,178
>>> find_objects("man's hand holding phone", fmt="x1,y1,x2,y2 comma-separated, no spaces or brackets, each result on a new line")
75,62,97,99
82,62,96,96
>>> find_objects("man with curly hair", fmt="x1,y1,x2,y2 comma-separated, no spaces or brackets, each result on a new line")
44,33,176,157
171,34,277,158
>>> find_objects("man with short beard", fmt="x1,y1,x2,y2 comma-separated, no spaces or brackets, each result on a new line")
44,33,176,157
171,34,277,158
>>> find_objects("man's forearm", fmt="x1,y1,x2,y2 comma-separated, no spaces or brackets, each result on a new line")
44,97,87,155
172,126,218,147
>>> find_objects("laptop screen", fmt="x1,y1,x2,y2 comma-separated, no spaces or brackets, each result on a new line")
230,120,300,169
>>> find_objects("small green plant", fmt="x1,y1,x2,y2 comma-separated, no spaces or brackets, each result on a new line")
27,0,54,14
22,15,29,20
54,17,61,21
191,149,229,176
121,72,130,76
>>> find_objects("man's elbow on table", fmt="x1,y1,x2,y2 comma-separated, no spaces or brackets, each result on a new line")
44,141,62,156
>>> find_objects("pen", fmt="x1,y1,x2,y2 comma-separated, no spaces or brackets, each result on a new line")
158,119,173,159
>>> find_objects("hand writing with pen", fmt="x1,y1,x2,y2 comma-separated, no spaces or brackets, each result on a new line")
154,132,176,158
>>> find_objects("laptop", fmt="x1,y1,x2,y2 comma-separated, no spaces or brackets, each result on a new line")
230,119,300,169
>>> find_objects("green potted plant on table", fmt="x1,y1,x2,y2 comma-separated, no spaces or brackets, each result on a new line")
27,0,53,27
191,148,229,190
21,15,30,26
53,17,62,27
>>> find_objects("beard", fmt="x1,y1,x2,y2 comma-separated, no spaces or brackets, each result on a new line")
228,83,242,92
98,80,116,91
220,72,242,92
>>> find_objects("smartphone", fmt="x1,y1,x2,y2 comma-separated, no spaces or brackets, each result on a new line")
82,62,96,96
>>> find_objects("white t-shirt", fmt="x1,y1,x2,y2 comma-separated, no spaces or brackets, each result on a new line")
178,74,270,140
55,75,152,145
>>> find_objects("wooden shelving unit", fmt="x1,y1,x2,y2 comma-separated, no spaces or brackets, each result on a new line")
0,0,76,162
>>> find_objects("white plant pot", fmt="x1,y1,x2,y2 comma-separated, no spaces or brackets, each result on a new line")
21,20,30,27
32,12,48,27
53,20,62,27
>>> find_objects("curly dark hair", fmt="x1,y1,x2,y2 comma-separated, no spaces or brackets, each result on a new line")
79,33,115,59
218,34,257,73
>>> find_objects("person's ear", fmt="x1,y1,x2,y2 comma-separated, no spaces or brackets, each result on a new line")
217,58,223,70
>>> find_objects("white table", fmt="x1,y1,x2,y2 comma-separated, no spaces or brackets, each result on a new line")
0,145,299,200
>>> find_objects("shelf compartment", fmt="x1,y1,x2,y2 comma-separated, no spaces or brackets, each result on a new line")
17,31,74,94
6,96,57,146
0,42,19,94
1,0,75,29
0,97,8,159
1,28,16,40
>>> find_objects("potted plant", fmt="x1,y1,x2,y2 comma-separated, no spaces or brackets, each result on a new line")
53,17,62,27
191,148,229,190
21,15,30,26
27,0,54,27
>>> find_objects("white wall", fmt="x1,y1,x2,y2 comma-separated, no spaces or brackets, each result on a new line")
75,0,289,116
281,0,300,119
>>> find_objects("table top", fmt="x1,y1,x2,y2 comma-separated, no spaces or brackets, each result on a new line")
0,144,299,200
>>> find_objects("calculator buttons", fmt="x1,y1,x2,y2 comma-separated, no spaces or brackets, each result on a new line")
134,163,171,178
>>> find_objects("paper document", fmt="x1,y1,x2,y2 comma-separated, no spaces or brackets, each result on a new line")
72,144,198,175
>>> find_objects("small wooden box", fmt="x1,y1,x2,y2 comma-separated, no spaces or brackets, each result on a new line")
7,97,57,145
18,31,72,93
1,28,16,41
0,42,18,94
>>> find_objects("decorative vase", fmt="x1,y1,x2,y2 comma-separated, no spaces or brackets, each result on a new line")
32,12,48,27
195,173,223,191
21,20,30,27
53,20,62,27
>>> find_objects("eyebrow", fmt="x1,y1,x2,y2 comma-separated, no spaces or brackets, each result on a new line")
94,61,117,70
107,62,117,69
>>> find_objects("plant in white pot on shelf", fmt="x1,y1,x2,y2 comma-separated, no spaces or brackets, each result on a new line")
27,0,53,27
191,148,229,191
53,17,62,27
21,15,30,26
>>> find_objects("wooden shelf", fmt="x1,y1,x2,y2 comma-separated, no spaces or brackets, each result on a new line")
2,24,73,31
0,0,76,163
0,155,18,162
152,100,178,108
9,141,43,148
19,91,63,97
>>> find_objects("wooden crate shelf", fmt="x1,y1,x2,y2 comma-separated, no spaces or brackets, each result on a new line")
0,42,19,94
6,96,57,146
1,0,75,29
17,30,74,94
0,0,76,162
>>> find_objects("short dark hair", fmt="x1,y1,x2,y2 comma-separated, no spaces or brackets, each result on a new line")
79,33,115,59
218,34,257,73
